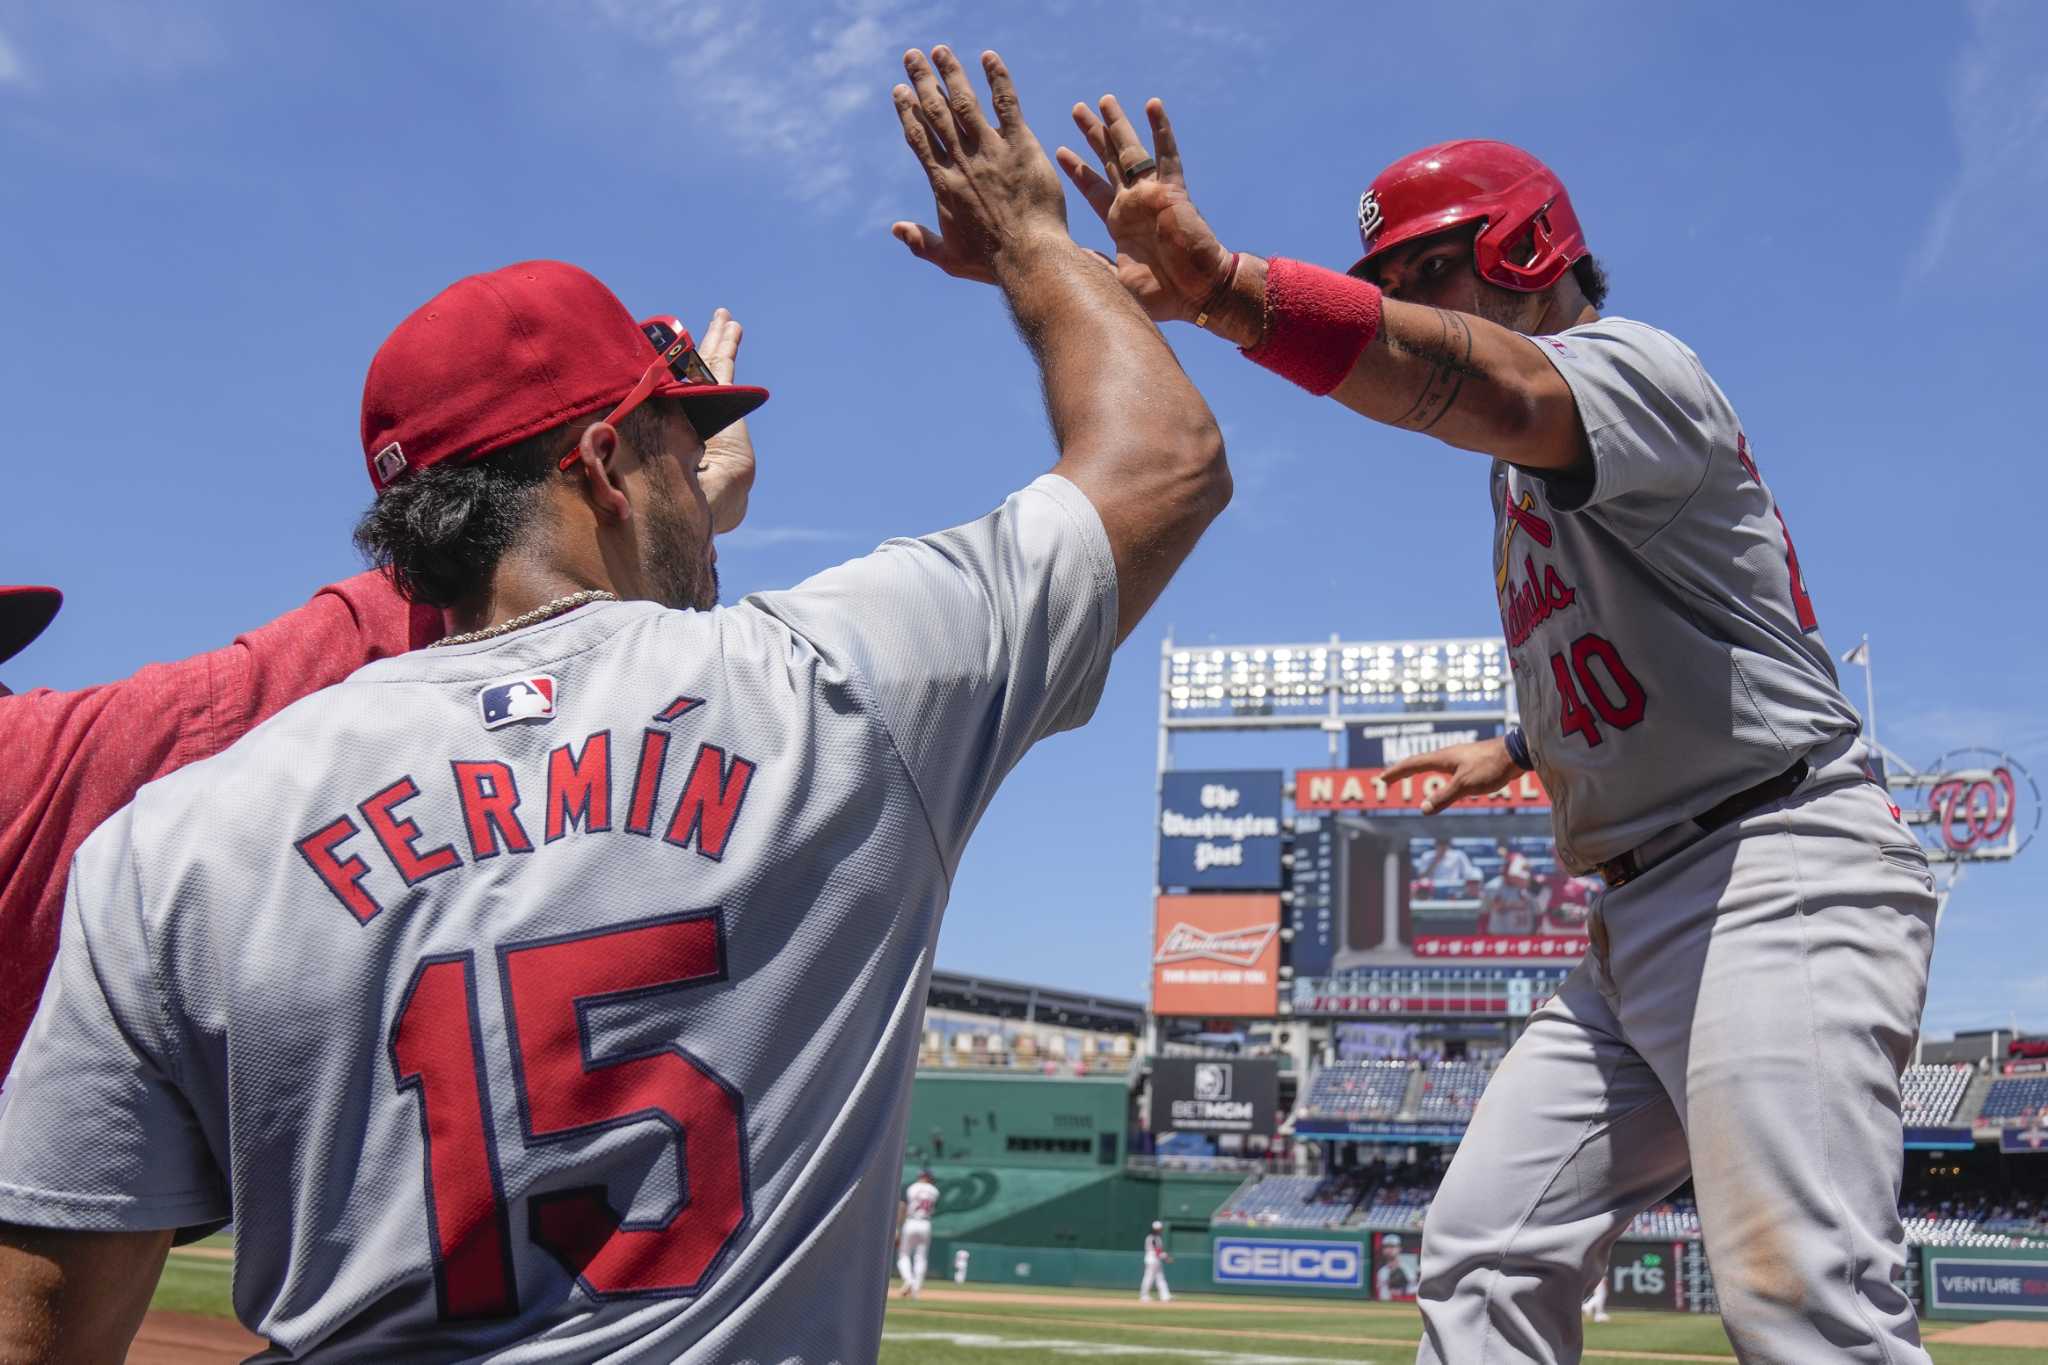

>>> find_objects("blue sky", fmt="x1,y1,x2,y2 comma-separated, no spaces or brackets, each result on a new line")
4,1,2045,1037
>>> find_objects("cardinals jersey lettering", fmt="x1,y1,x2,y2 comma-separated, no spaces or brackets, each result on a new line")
1498,321,1860,870
0,476,1115,1363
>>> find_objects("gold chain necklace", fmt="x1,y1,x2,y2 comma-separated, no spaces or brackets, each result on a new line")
431,590,618,649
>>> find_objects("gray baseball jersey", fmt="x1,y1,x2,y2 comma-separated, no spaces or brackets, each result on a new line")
901,1179,939,1223
0,474,1115,1362
1495,318,1860,871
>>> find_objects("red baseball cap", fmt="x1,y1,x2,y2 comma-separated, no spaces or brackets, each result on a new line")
360,260,768,490
0,585,61,666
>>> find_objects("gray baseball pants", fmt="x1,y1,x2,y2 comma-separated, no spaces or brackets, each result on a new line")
1416,747,1938,1364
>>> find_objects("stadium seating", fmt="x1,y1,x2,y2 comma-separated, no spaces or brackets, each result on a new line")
1980,1203,2048,1244
1414,1061,1493,1121
1625,1202,1702,1240
1301,1060,1415,1121
1978,1076,2048,1121
1355,1183,1434,1232
1900,1197,2048,1247
1214,1180,2048,1247
1212,1174,1363,1229
1899,1063,1973,1123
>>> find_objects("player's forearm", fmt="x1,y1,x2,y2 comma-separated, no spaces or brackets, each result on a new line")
1197,256,1585,471
995,232,1230,639
1334,301,1584,469
0,1223,170,1364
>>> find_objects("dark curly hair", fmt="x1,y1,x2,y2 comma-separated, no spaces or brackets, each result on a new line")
1572,254,1610,311
353,407,662,609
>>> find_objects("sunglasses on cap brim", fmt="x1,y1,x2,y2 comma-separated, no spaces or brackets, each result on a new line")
556,318,720,472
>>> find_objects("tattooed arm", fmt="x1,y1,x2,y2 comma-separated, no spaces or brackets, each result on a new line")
1194,254,1588,473
1332,297,1586,472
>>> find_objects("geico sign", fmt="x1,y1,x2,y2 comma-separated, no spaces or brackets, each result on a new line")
1213,1238,1364,1288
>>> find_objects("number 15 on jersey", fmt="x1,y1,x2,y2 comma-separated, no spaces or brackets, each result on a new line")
390,909,753,1318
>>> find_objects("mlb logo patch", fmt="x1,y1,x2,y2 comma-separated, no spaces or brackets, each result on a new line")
479,674,557,729
372,441,407,484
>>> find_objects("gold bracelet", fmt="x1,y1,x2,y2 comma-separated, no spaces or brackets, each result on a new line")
1193,251,1242,329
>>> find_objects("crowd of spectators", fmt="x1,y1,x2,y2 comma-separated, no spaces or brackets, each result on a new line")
1300,1059,1416,1121
1978,1076,2048,1122
1414,1060,1493,1122
1898,1195,2048,1247
1212,1171,1372,1229
1210,1181,2048,1247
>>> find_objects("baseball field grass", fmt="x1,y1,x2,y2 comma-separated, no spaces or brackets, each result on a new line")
147,1241,2048,1362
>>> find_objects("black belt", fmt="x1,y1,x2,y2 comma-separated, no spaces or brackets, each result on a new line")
1595,758,1811,889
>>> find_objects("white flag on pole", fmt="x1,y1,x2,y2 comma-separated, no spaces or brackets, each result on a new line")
1840,641,1870,666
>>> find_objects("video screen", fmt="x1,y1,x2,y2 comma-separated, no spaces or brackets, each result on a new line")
1327,821,1597,967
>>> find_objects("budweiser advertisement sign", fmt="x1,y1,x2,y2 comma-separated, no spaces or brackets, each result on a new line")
1296,767,1550,812
1152,894,1282,1017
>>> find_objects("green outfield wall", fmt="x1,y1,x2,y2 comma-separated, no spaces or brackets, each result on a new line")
903,1071,1130,1169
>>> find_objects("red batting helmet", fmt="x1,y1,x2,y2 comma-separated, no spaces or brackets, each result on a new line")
1350,140,1587,292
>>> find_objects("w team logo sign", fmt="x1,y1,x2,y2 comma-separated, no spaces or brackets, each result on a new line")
479,674,558,729
1892,749,2040,863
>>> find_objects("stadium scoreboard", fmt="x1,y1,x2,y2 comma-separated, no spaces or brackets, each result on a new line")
1292,963,1573,1018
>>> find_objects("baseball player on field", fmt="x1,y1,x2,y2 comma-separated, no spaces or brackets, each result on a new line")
0,47,1231,1361
1139,1220,1173,1303
895,1168,941,1298
1012,95,1934,1364
1582,1266,1611,1324
953,1245,970,1284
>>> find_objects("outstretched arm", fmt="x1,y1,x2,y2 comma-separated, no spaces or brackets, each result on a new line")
1057,97,1586,475
1378,737,1522,815
892,48,1229,643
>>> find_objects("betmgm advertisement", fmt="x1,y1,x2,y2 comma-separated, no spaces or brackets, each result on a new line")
1149,1057,1279,1138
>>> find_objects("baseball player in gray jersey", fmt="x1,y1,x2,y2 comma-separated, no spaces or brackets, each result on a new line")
1019,98,1935,1363
0,47,1230,1361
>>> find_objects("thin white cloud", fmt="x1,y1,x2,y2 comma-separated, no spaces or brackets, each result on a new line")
1912,0,2048,280
0,28,28,88
719,524,862,549
589,0,930,214
0,5,225,92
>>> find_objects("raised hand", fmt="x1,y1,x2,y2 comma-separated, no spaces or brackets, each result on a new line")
1056,96,1235,325
695,308,754,534
890,47,1069,284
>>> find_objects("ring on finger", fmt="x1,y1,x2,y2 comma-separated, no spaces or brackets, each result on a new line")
1120,156,1158,186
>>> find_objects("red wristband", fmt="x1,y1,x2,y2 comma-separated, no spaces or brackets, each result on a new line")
1242,257,1383,396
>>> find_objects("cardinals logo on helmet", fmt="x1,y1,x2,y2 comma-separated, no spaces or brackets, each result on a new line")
1357,190,1383,244
479,674,558,729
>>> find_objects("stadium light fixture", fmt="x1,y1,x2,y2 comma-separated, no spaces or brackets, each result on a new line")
1163,637,1510,725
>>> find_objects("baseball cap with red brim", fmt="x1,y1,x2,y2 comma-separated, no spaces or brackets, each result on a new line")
0,586,61,666
361,260,768,490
